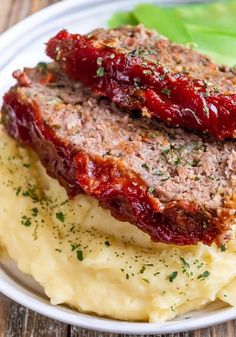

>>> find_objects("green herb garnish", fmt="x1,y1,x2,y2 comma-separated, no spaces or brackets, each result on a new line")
161,176,171,182
180,256,190,269
142,278,150,283
143,69,153,75
191,159,201,167
77,250,83,261
220,244,226,252
21,215,31,227
37,62,48,73
148,186,155,195
56,212,65,223
168,271,178,282
96,66,105,77
105,240,110,247
161,88,171,97
31,208,38,217
15,187,22,196
141,163,150,172
197,271,210,280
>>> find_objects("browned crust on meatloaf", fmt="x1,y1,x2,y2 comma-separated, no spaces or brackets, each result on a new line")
1,63,236,246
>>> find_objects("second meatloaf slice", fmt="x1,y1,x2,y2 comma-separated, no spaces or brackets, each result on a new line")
2,63,236,246
46,25,236,140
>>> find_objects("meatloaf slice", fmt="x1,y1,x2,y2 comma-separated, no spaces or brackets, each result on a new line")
46,25,236,140
2,63,236,246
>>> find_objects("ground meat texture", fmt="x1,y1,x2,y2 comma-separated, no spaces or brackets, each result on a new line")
46,25,236,140
2,63,236,246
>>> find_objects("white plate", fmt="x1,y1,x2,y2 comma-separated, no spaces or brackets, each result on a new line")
1,0,236,334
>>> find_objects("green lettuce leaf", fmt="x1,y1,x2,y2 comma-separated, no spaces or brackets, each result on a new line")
133,4,192,44
108,11,138,28
176,1,236,33
187,24,236,66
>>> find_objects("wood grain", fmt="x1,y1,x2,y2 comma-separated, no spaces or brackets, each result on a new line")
0,0,235,336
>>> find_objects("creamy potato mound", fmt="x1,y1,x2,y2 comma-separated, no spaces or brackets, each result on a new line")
0,127,236,322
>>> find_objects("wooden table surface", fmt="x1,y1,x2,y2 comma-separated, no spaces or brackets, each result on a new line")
0,0,235,336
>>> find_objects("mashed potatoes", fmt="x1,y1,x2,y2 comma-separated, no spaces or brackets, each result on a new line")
0,127,236,322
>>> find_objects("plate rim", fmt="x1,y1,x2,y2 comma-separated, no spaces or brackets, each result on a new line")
1,0,236,333
2,264,236,334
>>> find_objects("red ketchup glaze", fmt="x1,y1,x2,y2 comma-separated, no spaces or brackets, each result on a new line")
46,30,236,140
2,87,225,246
